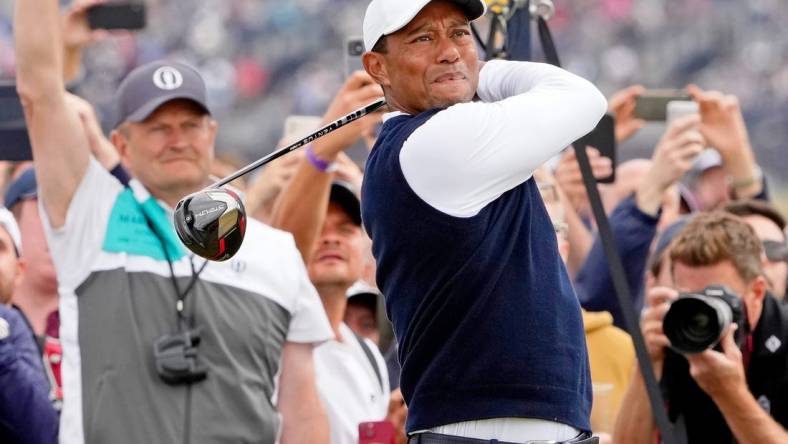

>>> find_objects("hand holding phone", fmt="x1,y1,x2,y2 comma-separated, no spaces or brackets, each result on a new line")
634,89,691,121
345,36,366,77
282,115,323,145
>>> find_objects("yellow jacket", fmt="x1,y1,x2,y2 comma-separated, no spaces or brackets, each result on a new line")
583,310,635,433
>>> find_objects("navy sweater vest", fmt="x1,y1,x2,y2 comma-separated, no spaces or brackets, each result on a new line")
361,111,592,433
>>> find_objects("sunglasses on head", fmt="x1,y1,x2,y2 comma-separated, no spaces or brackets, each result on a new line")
763,240,788,263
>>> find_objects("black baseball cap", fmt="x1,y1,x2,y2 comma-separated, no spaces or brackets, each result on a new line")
112,61,210,128
330,181,361,226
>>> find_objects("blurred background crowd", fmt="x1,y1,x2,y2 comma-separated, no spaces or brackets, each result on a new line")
2,0,788,443
1,0,787,213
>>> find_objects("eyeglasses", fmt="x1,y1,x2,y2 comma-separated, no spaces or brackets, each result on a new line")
763,240,788,263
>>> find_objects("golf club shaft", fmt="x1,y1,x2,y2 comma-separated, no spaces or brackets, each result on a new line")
210,97,387,189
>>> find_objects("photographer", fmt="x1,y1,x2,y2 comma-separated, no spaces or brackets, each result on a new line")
614,211,788,443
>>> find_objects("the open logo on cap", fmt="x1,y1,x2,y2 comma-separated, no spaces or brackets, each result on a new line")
152,66,184,90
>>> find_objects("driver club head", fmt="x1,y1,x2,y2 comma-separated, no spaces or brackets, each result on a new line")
173,188,246,261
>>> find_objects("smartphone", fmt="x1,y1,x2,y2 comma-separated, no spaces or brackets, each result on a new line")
358,421,396,444
666,100,699,123
0,82,32,161
576,113,616,183
345,36,366,77
634,89,691,121
87,3,147,30
283,115,323,145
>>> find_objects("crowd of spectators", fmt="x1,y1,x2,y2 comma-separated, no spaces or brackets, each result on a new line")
1,0,786,194
1,0,788,443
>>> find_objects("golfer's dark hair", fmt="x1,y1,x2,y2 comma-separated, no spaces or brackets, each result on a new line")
372,36,388,54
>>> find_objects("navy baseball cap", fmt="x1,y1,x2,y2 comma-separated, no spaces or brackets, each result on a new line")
112,61,210,128
330,181,361,226
4,167,37,209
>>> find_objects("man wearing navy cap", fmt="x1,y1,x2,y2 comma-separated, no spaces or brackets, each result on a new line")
14,1,332,443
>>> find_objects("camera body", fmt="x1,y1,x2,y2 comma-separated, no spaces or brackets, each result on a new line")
153,328,208,385
663,285,749,355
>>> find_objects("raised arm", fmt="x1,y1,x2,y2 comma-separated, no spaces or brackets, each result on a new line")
15,0,90,228
270,71,381,261
400,60,607,217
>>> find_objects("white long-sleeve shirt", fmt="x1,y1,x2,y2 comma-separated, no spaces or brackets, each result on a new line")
395,59,607,218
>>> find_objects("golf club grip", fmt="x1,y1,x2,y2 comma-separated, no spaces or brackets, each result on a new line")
210,97,387,189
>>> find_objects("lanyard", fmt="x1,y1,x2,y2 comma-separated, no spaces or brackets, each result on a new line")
135,188,209,330
163,255,208,330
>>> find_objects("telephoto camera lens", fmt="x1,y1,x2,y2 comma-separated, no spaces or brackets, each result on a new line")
662,286,746,354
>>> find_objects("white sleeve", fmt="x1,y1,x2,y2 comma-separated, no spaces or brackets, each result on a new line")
39,158,124,289
283,238,333,344
399,59,607,217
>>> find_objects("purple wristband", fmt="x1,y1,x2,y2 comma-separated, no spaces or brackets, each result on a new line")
305,145,335,172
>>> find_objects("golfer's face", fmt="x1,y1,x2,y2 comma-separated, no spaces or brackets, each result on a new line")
385,1,479,113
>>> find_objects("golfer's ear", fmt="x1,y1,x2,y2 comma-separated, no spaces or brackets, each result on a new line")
363,52,389,87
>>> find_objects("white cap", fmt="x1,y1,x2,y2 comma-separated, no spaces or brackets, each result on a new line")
363,0,487,51
0,207,21,256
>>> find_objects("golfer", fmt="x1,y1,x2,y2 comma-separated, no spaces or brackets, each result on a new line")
358,0,607,442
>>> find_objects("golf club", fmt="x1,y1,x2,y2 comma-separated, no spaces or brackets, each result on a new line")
173,97,387,261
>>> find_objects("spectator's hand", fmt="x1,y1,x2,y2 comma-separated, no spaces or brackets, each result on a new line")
64,92,119,169
641,286,678,373
313,71,384,159
608,85,645,143
334,152,363,192
685,325,747,400
245,146,304,222
686,85,750,158
553,147,612,211
387,389,408,444
687,84,762,198
62,0,109,51
636,114,704,216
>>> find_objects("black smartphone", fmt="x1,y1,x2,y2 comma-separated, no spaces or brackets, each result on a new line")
344,36,365,77
634,89,691,121
576,113,616,184
0,83,33,161
87,3,147,30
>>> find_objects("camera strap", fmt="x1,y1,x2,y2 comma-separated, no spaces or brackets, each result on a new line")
534,14,680,444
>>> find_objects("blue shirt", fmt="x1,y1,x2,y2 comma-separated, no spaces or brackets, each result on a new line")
0,305,58,444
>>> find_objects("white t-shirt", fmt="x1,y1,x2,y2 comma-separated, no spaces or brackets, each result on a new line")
314,323,390,444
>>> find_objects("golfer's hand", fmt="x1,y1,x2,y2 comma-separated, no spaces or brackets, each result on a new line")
685,325,747,400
